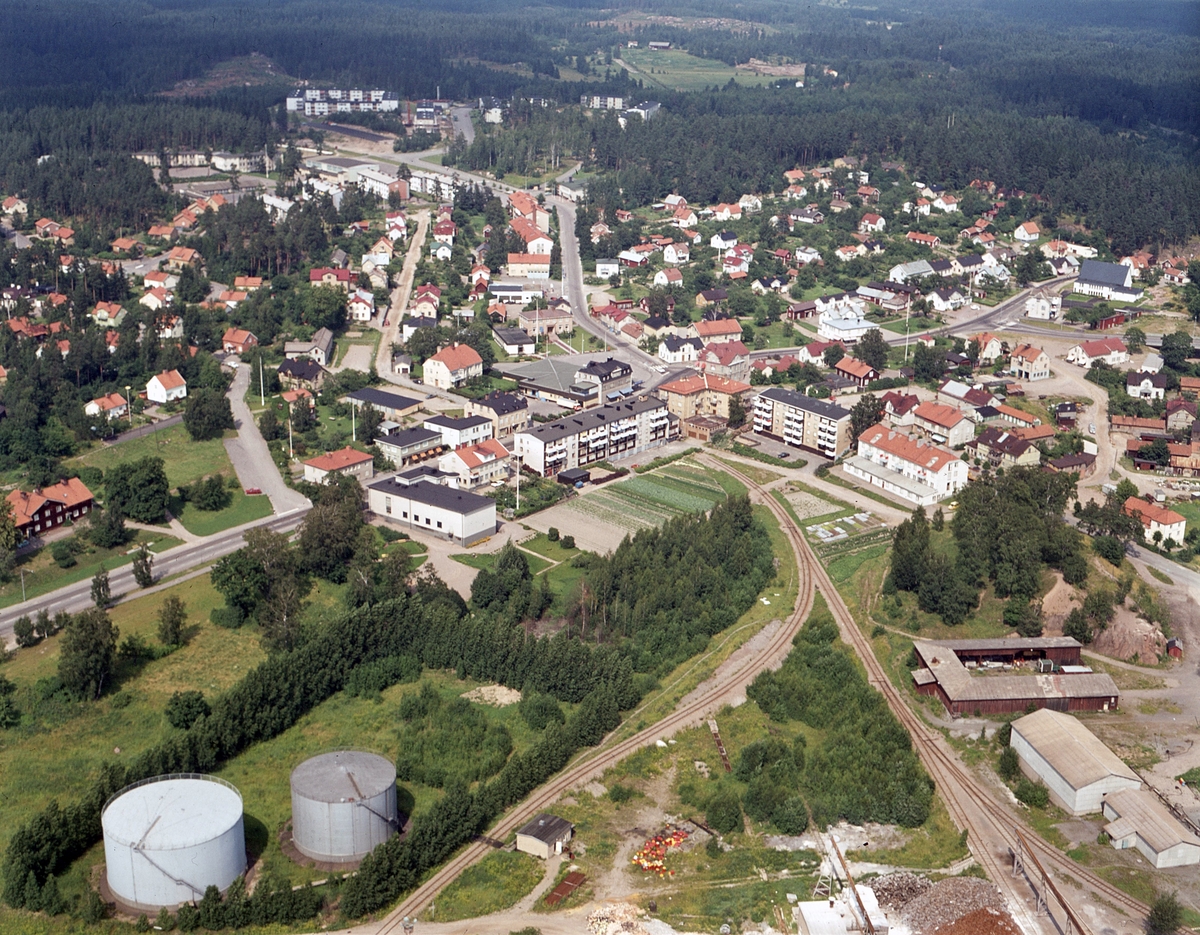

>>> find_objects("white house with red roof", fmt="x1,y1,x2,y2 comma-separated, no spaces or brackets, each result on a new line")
1015,221,1041,243
423,343,483,389
1067,338,1129,369
847,424,968,506
859,213,885,233
653,267,684,288
1123,497,1186,545
912,401,972,447
700,340,750,383
85,392,128,421
303,446,375,484
310,267,354,291
348,289,376,322
932,194,959,213
146,369,188,404
691,318,744,343
438,438,511,489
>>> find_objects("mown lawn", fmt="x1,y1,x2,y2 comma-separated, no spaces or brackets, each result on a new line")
172,489,274,537
71,423,232,490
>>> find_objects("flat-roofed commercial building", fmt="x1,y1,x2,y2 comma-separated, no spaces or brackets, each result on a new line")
1010,709,1140,815
513,398,673,477
752,387,852,459
367,475,496,545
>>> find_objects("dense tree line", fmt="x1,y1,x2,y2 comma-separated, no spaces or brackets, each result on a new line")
746,604,933,829
888,468,1084,629
569,495,775,674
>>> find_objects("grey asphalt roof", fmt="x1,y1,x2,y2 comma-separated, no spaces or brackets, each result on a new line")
757,386,851,421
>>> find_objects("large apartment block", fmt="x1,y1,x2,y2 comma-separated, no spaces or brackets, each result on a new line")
513,397,673,476
286,89,400,115
752,387,852,459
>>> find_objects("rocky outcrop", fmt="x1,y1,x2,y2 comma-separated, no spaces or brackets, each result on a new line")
1092,607,1166,664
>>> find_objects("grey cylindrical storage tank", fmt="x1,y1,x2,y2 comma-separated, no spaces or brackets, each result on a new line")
290,751,398,864
102,774,246,911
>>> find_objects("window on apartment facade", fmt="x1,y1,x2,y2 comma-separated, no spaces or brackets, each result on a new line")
385,496,392,515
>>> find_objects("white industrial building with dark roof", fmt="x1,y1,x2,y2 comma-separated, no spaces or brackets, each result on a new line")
515,813,574,859
367,474,497,545
1009,709,1140,815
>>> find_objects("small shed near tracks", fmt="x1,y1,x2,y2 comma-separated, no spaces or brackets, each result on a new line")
516,813,574,859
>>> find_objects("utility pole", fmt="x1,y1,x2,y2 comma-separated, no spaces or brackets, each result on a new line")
288,415,294,460
259,357,265,407
352,403,356,443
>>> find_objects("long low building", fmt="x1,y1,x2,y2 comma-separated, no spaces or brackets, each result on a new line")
912,639,1120,716
1102,789,1200,868
366,474,497,545
513,397,674,476
1009,709,1141,815
751,387,852,459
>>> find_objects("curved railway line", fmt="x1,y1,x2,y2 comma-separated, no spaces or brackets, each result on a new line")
373,459,1149,935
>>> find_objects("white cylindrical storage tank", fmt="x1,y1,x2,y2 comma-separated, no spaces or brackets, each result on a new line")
102,774,246,911
290,751,397,864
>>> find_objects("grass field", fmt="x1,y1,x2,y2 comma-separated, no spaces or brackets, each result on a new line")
0,529,183,610
172,489,274,536
71,424,230,490
0,576,259,910
421,850,545,921
69,423,274,537
561,464,731,537
619,48,774,92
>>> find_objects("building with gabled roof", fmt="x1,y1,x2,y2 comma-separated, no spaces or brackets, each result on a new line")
1067,338,1129,369
657,373,752,421
438,438,511,489
847,424,967,505
1102,789,1200,868
423,343,483,390
1123,496,1186,544
303,446,375,484
1010,709,1139,815
85,392,128,422
146,370,187,404
7,477,95,538
1010,344,1050,381
1076,260,1142,302
912,401,972,447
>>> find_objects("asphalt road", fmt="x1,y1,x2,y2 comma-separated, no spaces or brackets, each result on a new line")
224,360,311,514
449,106,475,145
0,508,308,645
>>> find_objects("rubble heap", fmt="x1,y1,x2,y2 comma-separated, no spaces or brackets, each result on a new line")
900,877,1005,933
868,871,933,910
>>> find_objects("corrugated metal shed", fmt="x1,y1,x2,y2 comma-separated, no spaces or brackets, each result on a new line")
1012,709,1138,790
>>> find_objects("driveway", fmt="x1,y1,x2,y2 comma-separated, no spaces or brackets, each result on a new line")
224,361,310,514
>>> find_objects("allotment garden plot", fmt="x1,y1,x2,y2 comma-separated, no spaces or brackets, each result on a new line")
527,464,730,552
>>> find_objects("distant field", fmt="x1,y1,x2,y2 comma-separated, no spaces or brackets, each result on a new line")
619,48,774,92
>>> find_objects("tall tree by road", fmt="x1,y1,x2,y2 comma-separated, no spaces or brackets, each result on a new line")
58,608,119,700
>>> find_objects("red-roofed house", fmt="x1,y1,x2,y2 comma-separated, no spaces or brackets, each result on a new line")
438,438,511,489
691,318,744,343
1123,497,1186,545
1067,338,1129,369
146,369,187,404
423,343,484,390
859,213,885,233
906,231,940,248
1014,221,1041,243
912,401,972,447
848,424,969,506
7,478,94,538
700,340,750,383
310,267,354,291
834,356,878,387
302,446,375,485
508,191,552,232
882,391,920,427
165,245,201,271
84,392,128,421
657,373,752,420
222,327,258,355
1010,344,1050,381
506,254,552,280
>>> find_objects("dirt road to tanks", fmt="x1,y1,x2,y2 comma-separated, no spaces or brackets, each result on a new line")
354,459,1147,935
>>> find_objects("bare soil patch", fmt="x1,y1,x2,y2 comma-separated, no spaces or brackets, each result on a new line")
462,684,523,706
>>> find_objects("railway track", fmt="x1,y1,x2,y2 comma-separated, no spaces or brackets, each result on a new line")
718,461,1149,933
372,459,1147,935
377,478,818,929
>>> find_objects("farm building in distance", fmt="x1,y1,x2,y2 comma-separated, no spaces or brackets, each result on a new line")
911,638,1120,715
1009,709,1140,815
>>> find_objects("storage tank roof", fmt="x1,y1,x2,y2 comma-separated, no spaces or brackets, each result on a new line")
291,751,396,803
103,776,243,849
